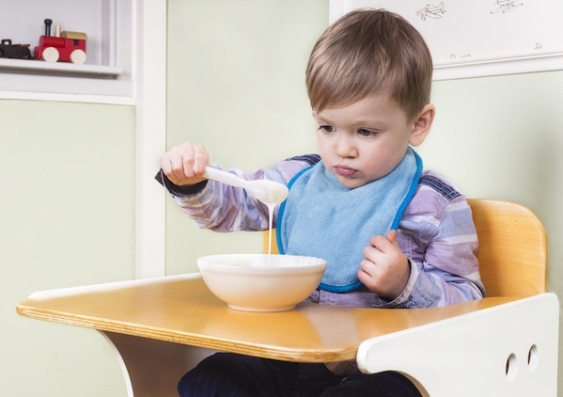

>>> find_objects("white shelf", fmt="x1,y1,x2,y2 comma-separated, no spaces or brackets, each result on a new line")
0,58,122,78
0,0,134,101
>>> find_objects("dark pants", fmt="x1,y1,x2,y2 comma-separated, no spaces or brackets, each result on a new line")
178,353,422,397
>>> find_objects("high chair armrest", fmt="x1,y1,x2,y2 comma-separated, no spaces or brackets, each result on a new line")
356,293,559,397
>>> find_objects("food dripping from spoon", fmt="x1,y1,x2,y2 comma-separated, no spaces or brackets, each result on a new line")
204,166,288,255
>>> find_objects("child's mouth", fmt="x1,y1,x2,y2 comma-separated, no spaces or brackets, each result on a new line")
334,165,358,178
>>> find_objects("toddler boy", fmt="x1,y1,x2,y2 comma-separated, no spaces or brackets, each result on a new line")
159,9,484,396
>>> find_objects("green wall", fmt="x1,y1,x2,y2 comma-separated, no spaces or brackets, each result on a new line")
1,100,133,396
165,0,328,274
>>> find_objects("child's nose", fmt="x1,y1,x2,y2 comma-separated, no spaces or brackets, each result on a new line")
335,135,358,158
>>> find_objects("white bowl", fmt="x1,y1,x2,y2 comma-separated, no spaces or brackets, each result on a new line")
197,254,327,312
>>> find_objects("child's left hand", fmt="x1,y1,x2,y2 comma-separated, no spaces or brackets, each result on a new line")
358,230,410,300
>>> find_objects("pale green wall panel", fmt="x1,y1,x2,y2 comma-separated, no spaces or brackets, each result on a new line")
166,0,328,275
1,99,134,396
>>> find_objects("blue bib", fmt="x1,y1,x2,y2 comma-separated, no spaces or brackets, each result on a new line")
277,148,422,292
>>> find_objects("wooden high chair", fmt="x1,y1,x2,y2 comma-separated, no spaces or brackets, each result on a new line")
264,199,558,396
17,200,558,397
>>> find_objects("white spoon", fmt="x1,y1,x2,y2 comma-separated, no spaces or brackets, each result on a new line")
204,166,289,205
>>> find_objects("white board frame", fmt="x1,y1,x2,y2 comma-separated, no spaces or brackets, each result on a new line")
329,0,563,80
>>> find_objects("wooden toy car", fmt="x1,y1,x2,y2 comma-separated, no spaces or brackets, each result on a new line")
34,19,88,64
0,39,33,59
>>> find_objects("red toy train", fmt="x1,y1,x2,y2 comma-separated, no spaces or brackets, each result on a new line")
34,19,88,64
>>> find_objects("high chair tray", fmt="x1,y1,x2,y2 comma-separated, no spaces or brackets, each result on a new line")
17,274,558,397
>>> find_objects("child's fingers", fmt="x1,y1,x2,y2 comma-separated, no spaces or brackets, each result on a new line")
179,144,197,178
162,142,209,184
162,151,186,182
386,229,397,245
191,144,209,175
367,234,395,253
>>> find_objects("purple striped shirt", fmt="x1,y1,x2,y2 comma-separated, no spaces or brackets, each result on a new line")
158,155,485,309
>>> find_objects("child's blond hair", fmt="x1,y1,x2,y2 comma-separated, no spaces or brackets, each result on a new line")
306,9,433,121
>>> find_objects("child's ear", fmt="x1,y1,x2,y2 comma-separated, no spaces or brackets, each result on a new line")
409,104,435,147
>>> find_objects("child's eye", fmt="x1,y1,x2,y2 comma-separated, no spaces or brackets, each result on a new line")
358,128,377,137
318,125,335,133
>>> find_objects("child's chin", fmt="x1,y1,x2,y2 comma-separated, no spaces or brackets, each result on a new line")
337,177,364,189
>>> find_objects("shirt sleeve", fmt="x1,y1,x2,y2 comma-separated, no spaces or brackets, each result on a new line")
373,178,485,308
155,156,317,232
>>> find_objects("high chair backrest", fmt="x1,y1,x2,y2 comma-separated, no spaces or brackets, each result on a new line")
263,199,548,297
466,199,547,297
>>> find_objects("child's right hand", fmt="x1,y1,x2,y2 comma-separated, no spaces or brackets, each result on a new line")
161,141,210,186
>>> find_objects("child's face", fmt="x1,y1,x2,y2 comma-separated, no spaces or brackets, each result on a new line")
313,94,423,189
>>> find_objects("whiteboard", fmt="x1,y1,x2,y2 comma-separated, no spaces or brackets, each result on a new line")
329,0,563,80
